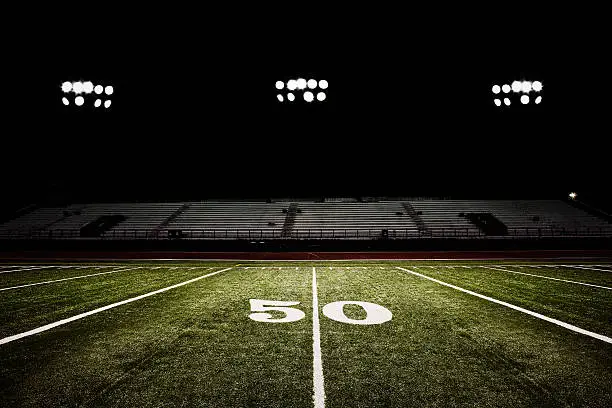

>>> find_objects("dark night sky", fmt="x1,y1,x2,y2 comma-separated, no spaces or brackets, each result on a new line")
4,6,610,205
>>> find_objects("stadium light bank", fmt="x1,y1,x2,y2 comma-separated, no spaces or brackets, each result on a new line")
61,81,113,109
492,80,542,107
276,78,327,103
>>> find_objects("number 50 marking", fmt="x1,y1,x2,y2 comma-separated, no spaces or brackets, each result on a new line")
249,299,392,325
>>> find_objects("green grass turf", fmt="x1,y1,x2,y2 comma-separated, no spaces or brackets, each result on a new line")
0,261,610,407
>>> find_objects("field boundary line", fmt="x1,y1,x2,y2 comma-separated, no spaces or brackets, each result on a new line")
0,266,56,275
312,267,326,408
0,267,145,292
0,267,234,346
396,267,612,344
560,265,612,273
481,266,612,290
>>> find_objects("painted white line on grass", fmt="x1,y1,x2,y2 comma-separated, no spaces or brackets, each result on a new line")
561,265,612,273
0,267,143,292
312,267,326,408
482,266,612,290
0,266,57,274
396,267,612,344
0,267,234,346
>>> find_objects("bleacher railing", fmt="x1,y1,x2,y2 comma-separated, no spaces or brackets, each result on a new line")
1,226,612,240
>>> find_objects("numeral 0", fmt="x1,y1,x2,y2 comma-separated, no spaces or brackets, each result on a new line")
249,299,392,325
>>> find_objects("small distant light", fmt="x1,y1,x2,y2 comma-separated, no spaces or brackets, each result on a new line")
502,84,511,93
75,96,84,106
521,81,532,93
287,80,297,91
62,97,69,106
296,78,307,90
287,93,295,101
94,85,103,95
319,80,328,89
569,192,577,200
275,81,284,90
494,98,501,107
317,92,326,101
277,94,284,102
520,95,529,104
304,91,314,102
535,96,542,104
104,86,114,95
532,81,543,92
83,81,94,94
61,82,72,93
94,99,102,108
511,81,522,93
492,85,501,94
503,98,511,106
72,82,84,94
307,79,317,89
104,100,112,108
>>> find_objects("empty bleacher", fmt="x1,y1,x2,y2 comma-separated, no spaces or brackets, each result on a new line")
0,199,609,240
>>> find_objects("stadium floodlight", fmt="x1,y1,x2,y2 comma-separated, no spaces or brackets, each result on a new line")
83,81,94,94
275,81,284,90
61,82,72,93
532,81,543,92
104,100,112,108
287,92,295,101
104,85,114,95
511,81,522,93
62,97,69,106
75,96,84,106
94,99,102,107
502,84,511,93
494,98,501,107
94,85,103,94
296,78,307,90
287,80,297,91
492,85,501,94
317,92,326,101
503,98,511,106
319,80,328,89
521,81,532,93
535,96,542,104
569,192,577,200
520,95,529,104
72,81,84,94
277,94,284,102
304,91,314,102
307,79,317,89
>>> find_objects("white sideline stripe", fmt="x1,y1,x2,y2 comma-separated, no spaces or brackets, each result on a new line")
561,265,612,273
396,267,612,344
312,267,325,408
0,267,233,346
0,266,56,274
0,267,143,292
482,266,612,290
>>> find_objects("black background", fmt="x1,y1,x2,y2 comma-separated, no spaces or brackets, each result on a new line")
3,5,609,205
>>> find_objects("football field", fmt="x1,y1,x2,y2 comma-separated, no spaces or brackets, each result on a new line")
0,260,611,407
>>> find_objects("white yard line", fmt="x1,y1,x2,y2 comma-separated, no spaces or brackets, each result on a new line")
0,267,234,346
0,266,57,275
0,267,143,292
312,267,326,408
396,267,612,344
481,266,612,290
560,265,612,273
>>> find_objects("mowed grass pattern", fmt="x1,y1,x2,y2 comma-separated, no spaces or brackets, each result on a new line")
0,261,610,407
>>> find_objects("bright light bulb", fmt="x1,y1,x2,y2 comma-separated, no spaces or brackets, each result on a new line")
83,81,94,94
317,92,326,101
104,100,112,108
296,78,307,90
304,91,314,102
520,95,529,104
535,96,542,104
94,99,102,107
75,96,84,106
532,81,543,92
287,80,297,91
104,86,114,95
61,82,72,93
72,82,84,94
502,84,511,93
494,99,501,106
94,85,103,94
287,93,295,101
319,80,328,89
504,98,511,106
275,81,284,90
62,97,69,105
521,81,532,93
307,79,317,89
511,81,522,93
277,94,284,102
492,85,501,94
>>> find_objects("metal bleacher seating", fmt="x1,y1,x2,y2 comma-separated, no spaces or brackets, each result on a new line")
0,199,609,239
